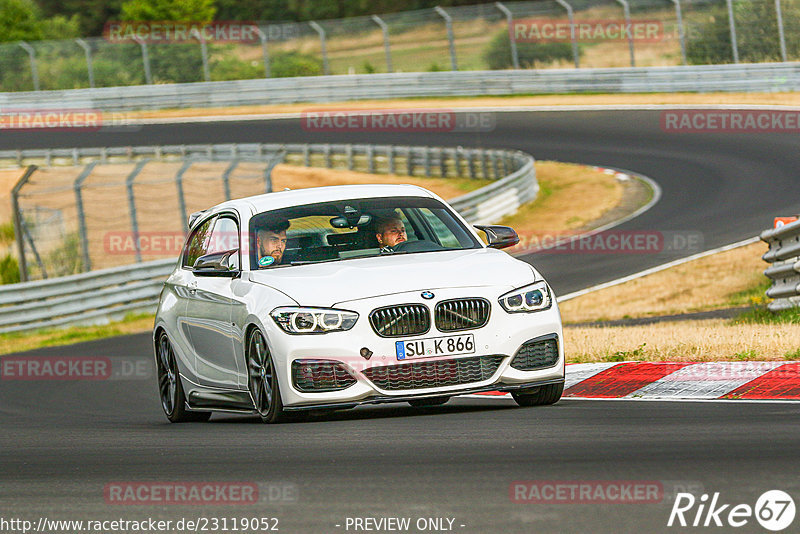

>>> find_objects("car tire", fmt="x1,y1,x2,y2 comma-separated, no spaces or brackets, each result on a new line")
408,396,450,407
247,328,288,424
156,331,212,423
511,383,564,407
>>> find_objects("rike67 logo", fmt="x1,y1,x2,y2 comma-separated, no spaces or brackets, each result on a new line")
668,490,795,531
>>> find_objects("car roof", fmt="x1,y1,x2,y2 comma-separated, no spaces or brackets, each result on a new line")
208,184,438,218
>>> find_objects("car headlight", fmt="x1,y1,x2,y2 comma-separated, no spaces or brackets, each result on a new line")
499,281,552,313
271,307,358,334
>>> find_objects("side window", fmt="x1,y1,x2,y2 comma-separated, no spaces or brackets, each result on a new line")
207,216,239,254
182,217,215,268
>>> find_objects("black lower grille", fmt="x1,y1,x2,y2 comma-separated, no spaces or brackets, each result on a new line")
362,355,504,391
510,335,559,371
292,360,357,392
435,298,490,332
369,304,430,337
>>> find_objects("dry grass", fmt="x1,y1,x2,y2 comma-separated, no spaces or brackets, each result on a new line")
498,161,624,254
565,319,800,362
559,242,768,323
131,92,800,120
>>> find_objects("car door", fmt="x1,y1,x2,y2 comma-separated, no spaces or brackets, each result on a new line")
184,214,243,390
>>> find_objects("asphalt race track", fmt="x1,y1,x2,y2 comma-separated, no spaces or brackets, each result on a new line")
2,110,800,533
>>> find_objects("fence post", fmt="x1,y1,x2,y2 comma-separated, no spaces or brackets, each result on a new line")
175,160,192,233
255,26,271,77
303,144,311,166
615,0,635,67
406,147,414,176
495,2,519,69
366,144,375,173
11,166,37,282
424,147,432,177
222,159,239,200
134,37,153,84
199,33,211,82
371,15,393,72
309,21,330,75
439,147,447,177
435,7,458,71
74,161,99,272
18,42,40,91
346,144,354,170
555,0,580,68
726,0,739,63
775,0,788,62
125,159,149,263
264,151,284,193
75,39,95,88
388,145,395,174
670,0,687,66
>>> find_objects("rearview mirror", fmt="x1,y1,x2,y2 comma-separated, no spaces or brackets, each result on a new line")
193,250,240,277
474,225,520,250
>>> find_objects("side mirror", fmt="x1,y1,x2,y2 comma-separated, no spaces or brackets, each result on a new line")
193,250,240,277
474,225,520,250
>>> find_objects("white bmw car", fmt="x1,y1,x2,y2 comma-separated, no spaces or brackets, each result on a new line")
153,184,564,423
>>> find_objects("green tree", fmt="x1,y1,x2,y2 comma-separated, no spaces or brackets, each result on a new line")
0,0,44,42
120,0,215,22
687,1,800,64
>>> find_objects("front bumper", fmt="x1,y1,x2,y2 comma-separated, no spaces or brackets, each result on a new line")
265,285,565,408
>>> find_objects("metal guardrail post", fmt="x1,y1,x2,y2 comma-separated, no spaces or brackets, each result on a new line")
406,147,414,176
435,7,458,71
615,0,635,67
324,144,332,168
371,15,393,73
495,2,519,70
134,37,153,84
125,160,149,263
346,144,354,170
555,0,580,68
175,160,192,233
424,147,431,177
222,159,239,200
75,39,95,88
467,150,476,179
309,21,330,76
18,42,40,91
74,161,98,272
255,27,271,78
726,0,739,63
480,150,489,179
438,148,447,177
11,166,37,282
775,0,788,62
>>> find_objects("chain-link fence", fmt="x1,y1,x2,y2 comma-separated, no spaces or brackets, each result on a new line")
1,0,795,92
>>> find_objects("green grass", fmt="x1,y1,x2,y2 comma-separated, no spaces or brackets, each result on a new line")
727,276,772,307
784,347,800,360
0,312,154,355
732,306,800,326
602,343,647,362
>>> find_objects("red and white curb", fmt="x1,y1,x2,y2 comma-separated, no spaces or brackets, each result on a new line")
470,362,800,401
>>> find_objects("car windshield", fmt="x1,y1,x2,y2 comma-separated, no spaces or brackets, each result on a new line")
248,196,481,269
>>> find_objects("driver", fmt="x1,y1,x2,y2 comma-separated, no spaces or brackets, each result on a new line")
257,220,289,267
374,215,407,253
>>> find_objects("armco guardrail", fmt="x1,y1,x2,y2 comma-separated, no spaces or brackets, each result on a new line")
2,64,799,112
762,219,800,311
2,142,536,333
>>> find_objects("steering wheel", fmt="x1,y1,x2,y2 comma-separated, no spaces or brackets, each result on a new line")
391,239,445,253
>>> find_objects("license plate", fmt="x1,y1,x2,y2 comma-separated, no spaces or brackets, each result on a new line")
396,334,475,360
